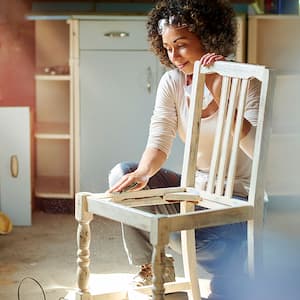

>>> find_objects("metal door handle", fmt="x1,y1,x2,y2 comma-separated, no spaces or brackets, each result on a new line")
104,32,129,38
146,67,153,94
10,155,19,178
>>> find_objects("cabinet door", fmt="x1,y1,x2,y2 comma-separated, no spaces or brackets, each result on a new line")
0,107,31,225
79,51,184,192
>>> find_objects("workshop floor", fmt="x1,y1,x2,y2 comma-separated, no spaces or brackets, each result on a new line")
0,212,209,300
1,196,300,300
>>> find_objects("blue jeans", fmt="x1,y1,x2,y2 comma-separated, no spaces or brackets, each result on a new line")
109,161,248,299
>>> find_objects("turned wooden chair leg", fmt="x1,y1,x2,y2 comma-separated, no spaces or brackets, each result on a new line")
75,192,93,300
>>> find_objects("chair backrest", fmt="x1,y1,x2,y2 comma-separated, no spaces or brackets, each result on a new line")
181,61,271,209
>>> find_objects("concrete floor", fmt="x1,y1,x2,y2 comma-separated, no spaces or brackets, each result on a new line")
1,196,300,300
0,212,210,300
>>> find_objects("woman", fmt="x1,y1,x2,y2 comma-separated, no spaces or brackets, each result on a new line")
109,1,260,299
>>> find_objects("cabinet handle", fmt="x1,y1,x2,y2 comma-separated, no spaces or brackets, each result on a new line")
104,31,129,38
10,155,19,178
146,66,153,94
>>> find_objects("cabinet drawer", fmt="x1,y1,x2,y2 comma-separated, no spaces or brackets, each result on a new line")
79,20,149,50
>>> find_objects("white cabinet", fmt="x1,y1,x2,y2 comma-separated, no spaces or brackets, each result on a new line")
34,20,74,199
248,15,300,196
0,107,31,226
73,17,184,192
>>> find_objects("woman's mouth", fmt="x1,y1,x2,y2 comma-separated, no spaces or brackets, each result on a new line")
176,62,188,70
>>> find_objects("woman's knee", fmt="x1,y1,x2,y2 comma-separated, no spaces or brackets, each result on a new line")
195,226,247,274
108,161,138,187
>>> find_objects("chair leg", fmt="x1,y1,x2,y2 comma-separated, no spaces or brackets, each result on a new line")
247,218,263,278
181,202,202,300
151,245,166,300
75,192,93,300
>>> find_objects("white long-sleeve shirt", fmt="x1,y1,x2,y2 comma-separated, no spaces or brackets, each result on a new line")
146,68,261,197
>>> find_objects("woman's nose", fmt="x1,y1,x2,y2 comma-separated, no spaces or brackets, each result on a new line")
169,48,179,61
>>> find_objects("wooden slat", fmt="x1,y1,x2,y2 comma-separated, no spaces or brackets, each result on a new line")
163,192,200,203
112,196,168,207
225,78,249,198
91,186,185,201
215,78,240,195
198,190,250,207
207,76,230,193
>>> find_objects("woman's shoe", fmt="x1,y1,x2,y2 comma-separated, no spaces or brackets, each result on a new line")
131,255,176,287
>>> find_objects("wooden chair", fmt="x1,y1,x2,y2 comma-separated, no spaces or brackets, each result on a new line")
73,61,272,300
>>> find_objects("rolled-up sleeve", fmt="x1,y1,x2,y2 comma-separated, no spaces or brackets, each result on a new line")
244,78,261,126
240,78,261,158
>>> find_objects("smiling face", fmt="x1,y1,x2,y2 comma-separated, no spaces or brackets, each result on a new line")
162,26,205,74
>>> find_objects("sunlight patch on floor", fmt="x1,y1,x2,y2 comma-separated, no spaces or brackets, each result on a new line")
64,273,211,299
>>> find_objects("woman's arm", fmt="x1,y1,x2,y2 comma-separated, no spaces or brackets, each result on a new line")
108,147,167,193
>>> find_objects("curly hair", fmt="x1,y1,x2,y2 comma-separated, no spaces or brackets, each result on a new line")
147,0,237,68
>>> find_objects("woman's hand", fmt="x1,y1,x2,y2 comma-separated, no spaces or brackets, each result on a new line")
108,146,166,194
199,53,225,105
199,52,224,66
108,171,149,193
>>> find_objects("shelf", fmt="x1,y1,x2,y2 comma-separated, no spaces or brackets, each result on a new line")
35,122,70,139
35,176,72,198
34,19,74,201
35,74,71,81
248,16,300,72
249,15,300,20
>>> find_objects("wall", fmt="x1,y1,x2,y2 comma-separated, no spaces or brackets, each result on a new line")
0,0,250,109
0,0,35,108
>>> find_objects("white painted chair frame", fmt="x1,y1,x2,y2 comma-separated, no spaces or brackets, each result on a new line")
73,61,271,300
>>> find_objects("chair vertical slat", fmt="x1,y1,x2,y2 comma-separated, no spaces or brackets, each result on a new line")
215,78,240,195
207,76,231,193
181,62,205,188
225,79,249,198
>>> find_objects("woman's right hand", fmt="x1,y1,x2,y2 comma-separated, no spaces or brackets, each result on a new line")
108,171,149,193
108,148,166,193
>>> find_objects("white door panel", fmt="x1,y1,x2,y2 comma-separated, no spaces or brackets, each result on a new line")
0,107,31,226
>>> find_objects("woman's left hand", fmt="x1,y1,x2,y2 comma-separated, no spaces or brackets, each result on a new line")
199,53,224,67
199,53,225,105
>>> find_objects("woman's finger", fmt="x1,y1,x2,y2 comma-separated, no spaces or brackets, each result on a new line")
108,175,131,192
199,53,224,66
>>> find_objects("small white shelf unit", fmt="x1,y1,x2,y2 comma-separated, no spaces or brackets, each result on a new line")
34,19,74,199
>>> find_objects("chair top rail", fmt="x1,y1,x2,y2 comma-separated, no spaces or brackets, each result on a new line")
197,60,267,81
